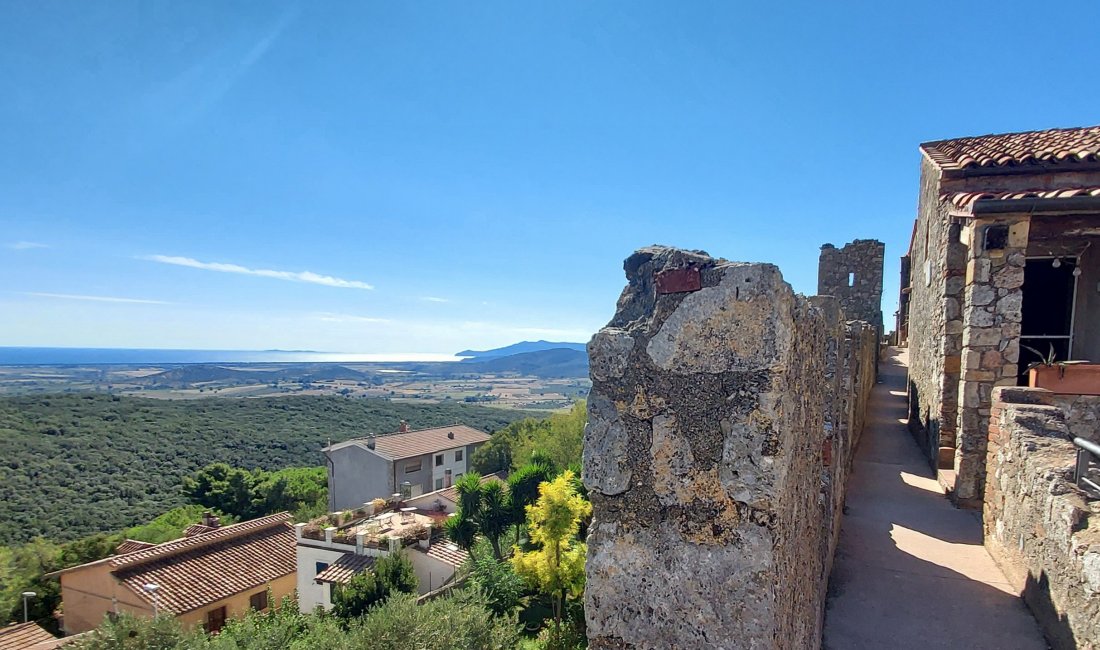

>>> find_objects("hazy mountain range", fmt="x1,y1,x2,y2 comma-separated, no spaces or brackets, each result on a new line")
457,340,587,360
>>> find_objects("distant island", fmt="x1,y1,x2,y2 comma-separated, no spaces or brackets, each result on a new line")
457,340,587,360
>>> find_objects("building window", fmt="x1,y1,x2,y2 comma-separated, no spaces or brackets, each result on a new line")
445,469,453,488
435,478,443,490
206,606,227,633
455,449,463,462
405,460,422,474
984,224,1009,251
315,562,329,576
435,454,443,467
250,590,268,611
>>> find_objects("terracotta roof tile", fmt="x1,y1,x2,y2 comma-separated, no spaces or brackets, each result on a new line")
947,186,1100,211
421,542,468,568
0,622,55,650
314,553,375,585
110,513,295,615
115,539,157,555
325,425,490,460
922,125,1100,173
110,513,290,568
182,524,219,537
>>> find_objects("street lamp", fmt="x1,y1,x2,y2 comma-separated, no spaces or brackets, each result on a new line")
21,592,35,623
143,583,160,616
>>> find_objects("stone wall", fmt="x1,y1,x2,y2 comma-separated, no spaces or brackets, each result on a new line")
985,386,1100,649
818,239,885,337
1055,393,1100,447
584,246,878,650
905,157,966,470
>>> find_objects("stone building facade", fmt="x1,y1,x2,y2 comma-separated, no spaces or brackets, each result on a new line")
901,125,1100,505
583,245,879,649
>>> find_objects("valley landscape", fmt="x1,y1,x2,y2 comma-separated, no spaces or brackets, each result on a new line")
0,341,590,409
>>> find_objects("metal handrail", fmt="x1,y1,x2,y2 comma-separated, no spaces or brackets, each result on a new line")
1073,437,1100,496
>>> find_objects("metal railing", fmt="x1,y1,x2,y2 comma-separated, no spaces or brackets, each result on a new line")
1074,437,1100,496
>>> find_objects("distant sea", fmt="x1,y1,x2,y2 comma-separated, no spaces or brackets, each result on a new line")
0,347,463,365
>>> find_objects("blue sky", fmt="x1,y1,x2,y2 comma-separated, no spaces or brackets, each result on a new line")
3,1,1099,355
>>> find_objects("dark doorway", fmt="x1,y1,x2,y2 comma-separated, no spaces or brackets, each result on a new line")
1018,257,1077,383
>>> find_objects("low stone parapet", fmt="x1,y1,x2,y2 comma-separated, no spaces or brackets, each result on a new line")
985,386,1100,649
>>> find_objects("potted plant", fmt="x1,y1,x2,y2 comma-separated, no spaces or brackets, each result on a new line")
1023,344,1100,395
411,524,431,549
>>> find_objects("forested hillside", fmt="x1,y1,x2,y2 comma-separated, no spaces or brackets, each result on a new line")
0,394,533,544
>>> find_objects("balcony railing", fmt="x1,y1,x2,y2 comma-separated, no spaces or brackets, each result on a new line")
1073,437,1100,497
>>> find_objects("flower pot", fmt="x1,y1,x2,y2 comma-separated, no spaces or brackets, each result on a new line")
1028,364,1100,395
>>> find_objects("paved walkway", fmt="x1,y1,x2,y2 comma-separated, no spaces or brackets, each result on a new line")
823,348,1048,650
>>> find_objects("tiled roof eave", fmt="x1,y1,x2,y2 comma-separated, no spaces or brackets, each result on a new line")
922,125,1100,174
945,187,1100,213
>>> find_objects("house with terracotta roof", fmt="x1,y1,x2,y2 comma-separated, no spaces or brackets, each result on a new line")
294,502,467,611
322,421,491,511
901,124,1100,504
50,513,296,635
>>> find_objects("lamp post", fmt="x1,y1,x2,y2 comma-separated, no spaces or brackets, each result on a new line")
143,583,160,617
21,591,35,623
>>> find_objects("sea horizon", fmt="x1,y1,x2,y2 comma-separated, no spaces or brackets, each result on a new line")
0,346,465,366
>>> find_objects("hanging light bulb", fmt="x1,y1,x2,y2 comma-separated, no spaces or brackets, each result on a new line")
1073,267,1083,277
1052,258,1062,268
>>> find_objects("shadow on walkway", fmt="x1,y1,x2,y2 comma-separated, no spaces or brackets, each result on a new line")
822,348,1048,650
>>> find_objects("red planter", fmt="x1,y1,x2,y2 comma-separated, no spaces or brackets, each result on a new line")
1028,364,1100,395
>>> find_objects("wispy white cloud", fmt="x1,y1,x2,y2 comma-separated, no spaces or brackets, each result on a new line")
22,292,171,305
141,255,374,290
6,241,49,250
421,296,449,303
313,312,391,324
148,10,297,125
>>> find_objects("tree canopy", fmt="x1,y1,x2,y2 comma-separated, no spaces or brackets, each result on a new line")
470,401,585,476
331,552,418,621
511,470,591,633
181,464,326,521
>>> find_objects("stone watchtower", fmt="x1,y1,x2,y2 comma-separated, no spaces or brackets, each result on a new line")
818,240,885,338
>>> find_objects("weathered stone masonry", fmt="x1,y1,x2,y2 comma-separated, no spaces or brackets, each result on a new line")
818,239,885,339
985,386,1099,649
584,245,879,649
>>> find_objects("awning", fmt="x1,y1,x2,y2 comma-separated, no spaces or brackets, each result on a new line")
314,553,375,585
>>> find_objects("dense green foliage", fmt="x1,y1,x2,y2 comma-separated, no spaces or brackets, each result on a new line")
182,464,326,521
468,555,526,617
331,552,418,621
470,401,585,475
69,591,521,650
0,393,533,543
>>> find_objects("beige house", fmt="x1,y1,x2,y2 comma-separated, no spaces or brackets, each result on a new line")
51,513,296,635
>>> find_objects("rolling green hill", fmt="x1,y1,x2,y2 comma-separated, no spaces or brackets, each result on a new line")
0,394,534,544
